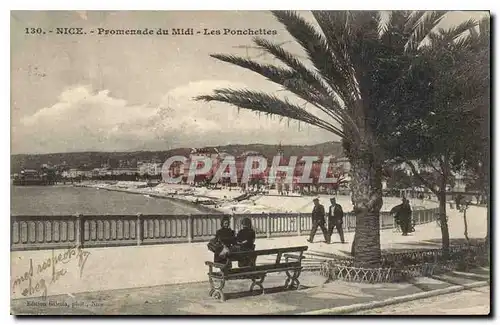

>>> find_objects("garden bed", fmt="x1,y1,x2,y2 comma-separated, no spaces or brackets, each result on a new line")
320,241,488,283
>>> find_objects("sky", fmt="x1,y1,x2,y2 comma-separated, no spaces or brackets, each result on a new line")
10,10,488,154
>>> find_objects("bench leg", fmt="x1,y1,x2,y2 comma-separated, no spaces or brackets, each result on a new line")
208,277,226,302
284,269,301,290
249,275,266,294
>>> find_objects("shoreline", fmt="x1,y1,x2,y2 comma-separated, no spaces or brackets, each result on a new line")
76,181,439,215
74,183,222,215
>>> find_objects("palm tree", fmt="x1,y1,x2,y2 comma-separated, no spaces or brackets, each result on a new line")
196,11,472,267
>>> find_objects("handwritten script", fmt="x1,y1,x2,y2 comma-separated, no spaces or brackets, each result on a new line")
12,246,91,299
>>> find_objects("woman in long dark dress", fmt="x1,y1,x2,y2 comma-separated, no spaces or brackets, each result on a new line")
213,216,237,264
235,217,256,267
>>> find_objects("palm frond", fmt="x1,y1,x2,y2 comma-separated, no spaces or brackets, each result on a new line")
209,52,350,131
195,89,346,138
427,31,443,46
310,11,358,103
271,11,356,106
311,11,350,66
404,11,427,34
251,37,360,138
377,11,393,37
440,18,478,43
251,38,334,99
405,10,448,52
468,25,479,40
453,34,474,50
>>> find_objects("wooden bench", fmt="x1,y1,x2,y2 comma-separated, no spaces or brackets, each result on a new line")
205,245,308,301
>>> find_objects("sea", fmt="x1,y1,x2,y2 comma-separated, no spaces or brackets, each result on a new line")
11,185,216,216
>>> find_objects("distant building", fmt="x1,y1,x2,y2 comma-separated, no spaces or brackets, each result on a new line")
65,169,92,178
112,168,138,176
67,169,79,178
139,163,162,176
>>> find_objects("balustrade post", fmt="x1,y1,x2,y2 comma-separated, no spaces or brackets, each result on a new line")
75,213,83,248
187,214,193,243
136,213,143,246
266,213,271,238
297,214,301,236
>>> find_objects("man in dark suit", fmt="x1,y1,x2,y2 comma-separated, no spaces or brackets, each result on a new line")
307,198,329,243
398,198,413,236
327,197,345,243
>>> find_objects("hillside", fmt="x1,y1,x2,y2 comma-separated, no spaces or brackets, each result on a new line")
10,142,344,173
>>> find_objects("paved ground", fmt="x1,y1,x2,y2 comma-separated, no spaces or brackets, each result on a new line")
352,286,490,315
11,266,490,315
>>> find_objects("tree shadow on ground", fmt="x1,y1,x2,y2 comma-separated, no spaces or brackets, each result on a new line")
224,285,312,301
382,242,442,253
424,238,485,246
383,238,486,253
338,250,352,256
306,250,352,261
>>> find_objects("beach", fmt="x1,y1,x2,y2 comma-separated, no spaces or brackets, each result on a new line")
79,181,439,214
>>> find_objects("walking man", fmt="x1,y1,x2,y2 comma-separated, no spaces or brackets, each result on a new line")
307,198,328,243
327,197,345,243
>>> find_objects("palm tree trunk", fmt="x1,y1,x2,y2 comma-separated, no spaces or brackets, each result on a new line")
349,147,383,268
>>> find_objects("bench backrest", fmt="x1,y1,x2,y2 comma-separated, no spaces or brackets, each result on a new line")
227,245,308,264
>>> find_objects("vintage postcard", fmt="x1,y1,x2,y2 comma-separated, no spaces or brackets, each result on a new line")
10,10,490,315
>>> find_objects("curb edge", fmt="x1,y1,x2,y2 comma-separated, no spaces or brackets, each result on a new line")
298,280,489,315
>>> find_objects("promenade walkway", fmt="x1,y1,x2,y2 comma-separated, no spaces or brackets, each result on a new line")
11,206,487,312
11,266,490,315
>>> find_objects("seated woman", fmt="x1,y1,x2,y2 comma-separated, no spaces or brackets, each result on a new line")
213,216,237,265
235,217,256,267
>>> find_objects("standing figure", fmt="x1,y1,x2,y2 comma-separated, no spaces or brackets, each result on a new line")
213,216,237,264
398,198,413,236
327,197,345,243
235,217,256,267
307,198,329,243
